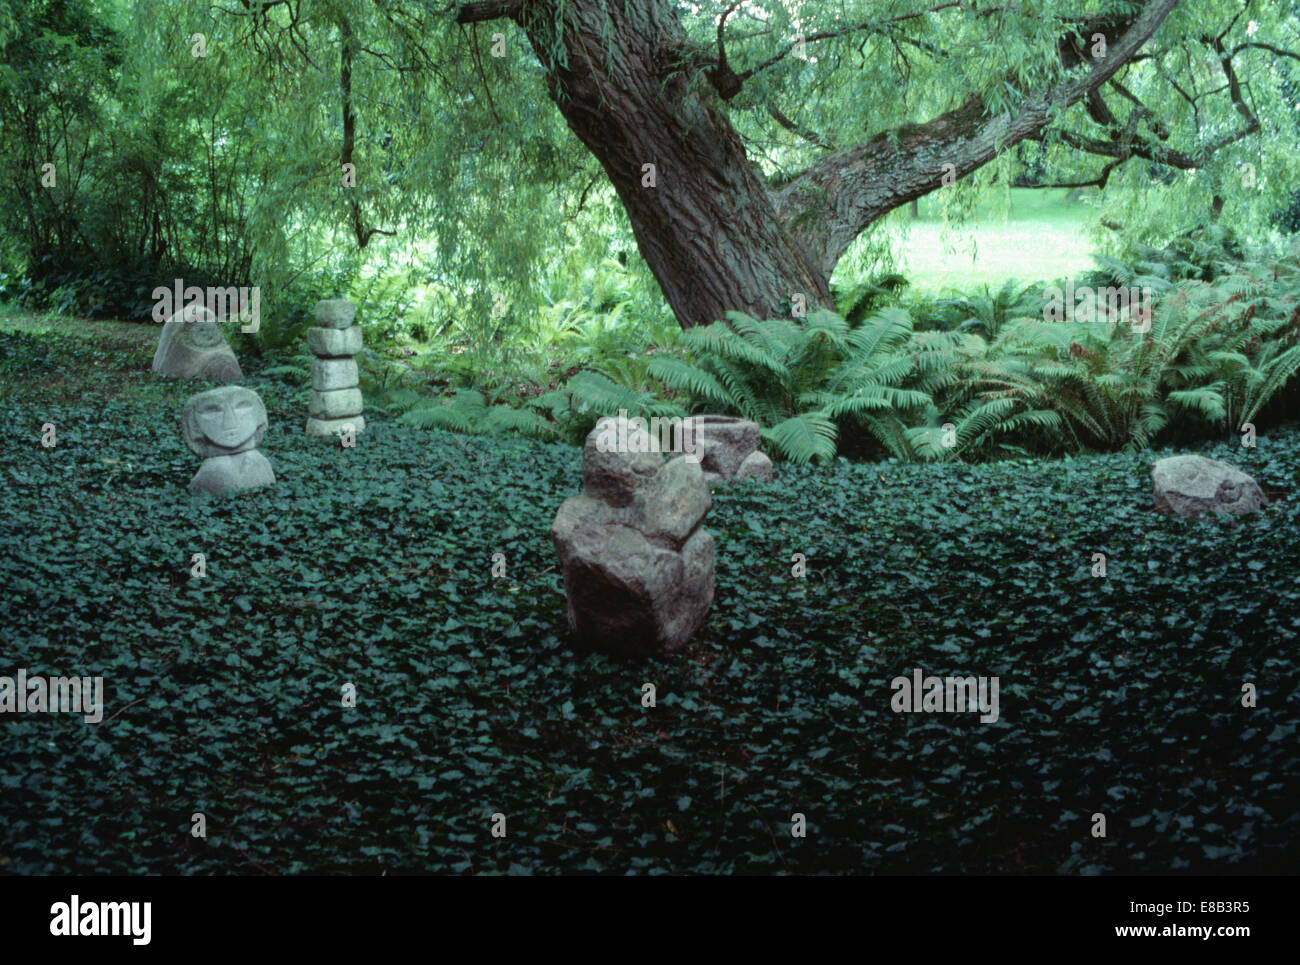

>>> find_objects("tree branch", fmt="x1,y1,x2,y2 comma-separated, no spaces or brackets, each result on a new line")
733,2,965,85
767,103,837,150
1026,31,1261,186
339,17,393,249
709,1,744,99
1012,157,1123,190
454,1,519,25
1231,41,1300,63
772,0,1179,277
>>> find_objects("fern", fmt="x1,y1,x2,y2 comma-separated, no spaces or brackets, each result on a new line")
763,413,838,464
1243,343,1300,424
397,388,556,439
1166,386,1227,423
391,235,1300,462
645,356,732,407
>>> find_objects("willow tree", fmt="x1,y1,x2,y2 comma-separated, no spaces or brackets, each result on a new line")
146,0,1297,329
439,0,1295,327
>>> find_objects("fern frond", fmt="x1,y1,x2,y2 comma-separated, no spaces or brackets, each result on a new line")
823,385,932,418
1244,343,1300,423
763,413,838,464
682,319,787,380
847,307,914,358
1166,386,1227,423
476,405,553,438
645,357,732,406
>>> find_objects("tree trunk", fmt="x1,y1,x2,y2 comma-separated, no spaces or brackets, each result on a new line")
458,0,1178,330
512,0,830,328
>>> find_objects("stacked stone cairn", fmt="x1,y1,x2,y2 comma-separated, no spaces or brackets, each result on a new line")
306,299,365,438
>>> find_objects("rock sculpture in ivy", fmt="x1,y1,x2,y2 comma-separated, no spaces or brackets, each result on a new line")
551,415,715,656
182,386,276,494
151,304,243,384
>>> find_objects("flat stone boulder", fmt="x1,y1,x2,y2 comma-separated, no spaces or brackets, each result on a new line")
308,388,363,420
552,416,715,656
315,299,357,329
307,325,363,357
152,305,243,383
1152,454,1268,517
683,414,773,483
181,386,274,494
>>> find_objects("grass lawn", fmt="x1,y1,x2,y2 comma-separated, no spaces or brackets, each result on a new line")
2,327,1296,874
0,306,156,346
890,188,1101,294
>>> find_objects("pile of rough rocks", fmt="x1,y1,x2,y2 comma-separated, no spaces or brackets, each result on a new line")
683,415,773,484
552,416,715,657
306,299,366,438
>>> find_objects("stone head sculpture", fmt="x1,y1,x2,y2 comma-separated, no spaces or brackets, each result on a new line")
182,386,267,458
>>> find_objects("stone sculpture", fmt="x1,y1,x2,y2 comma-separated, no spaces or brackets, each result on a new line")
182,386,275,494
151,304,243,383
551,416,714,656
682,415,774,483
305,299,365,438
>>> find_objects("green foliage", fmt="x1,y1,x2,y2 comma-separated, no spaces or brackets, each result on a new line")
1106,223,1248,284
377,230,1300,468
2,328,1297,874
834,272,910,324
1,0,626,344
936,234,1300,456
535,366,687,445
397,388,558,440
949,280,1045,341
649,308,931,463
378,256,684,446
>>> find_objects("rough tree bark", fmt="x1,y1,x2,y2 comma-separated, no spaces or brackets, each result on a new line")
457,0,1179,329
495,0,830,326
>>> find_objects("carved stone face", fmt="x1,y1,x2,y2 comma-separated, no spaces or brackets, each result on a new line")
182,386,267,457
152,304,243,383
171,306,223,349
182,319,224,349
